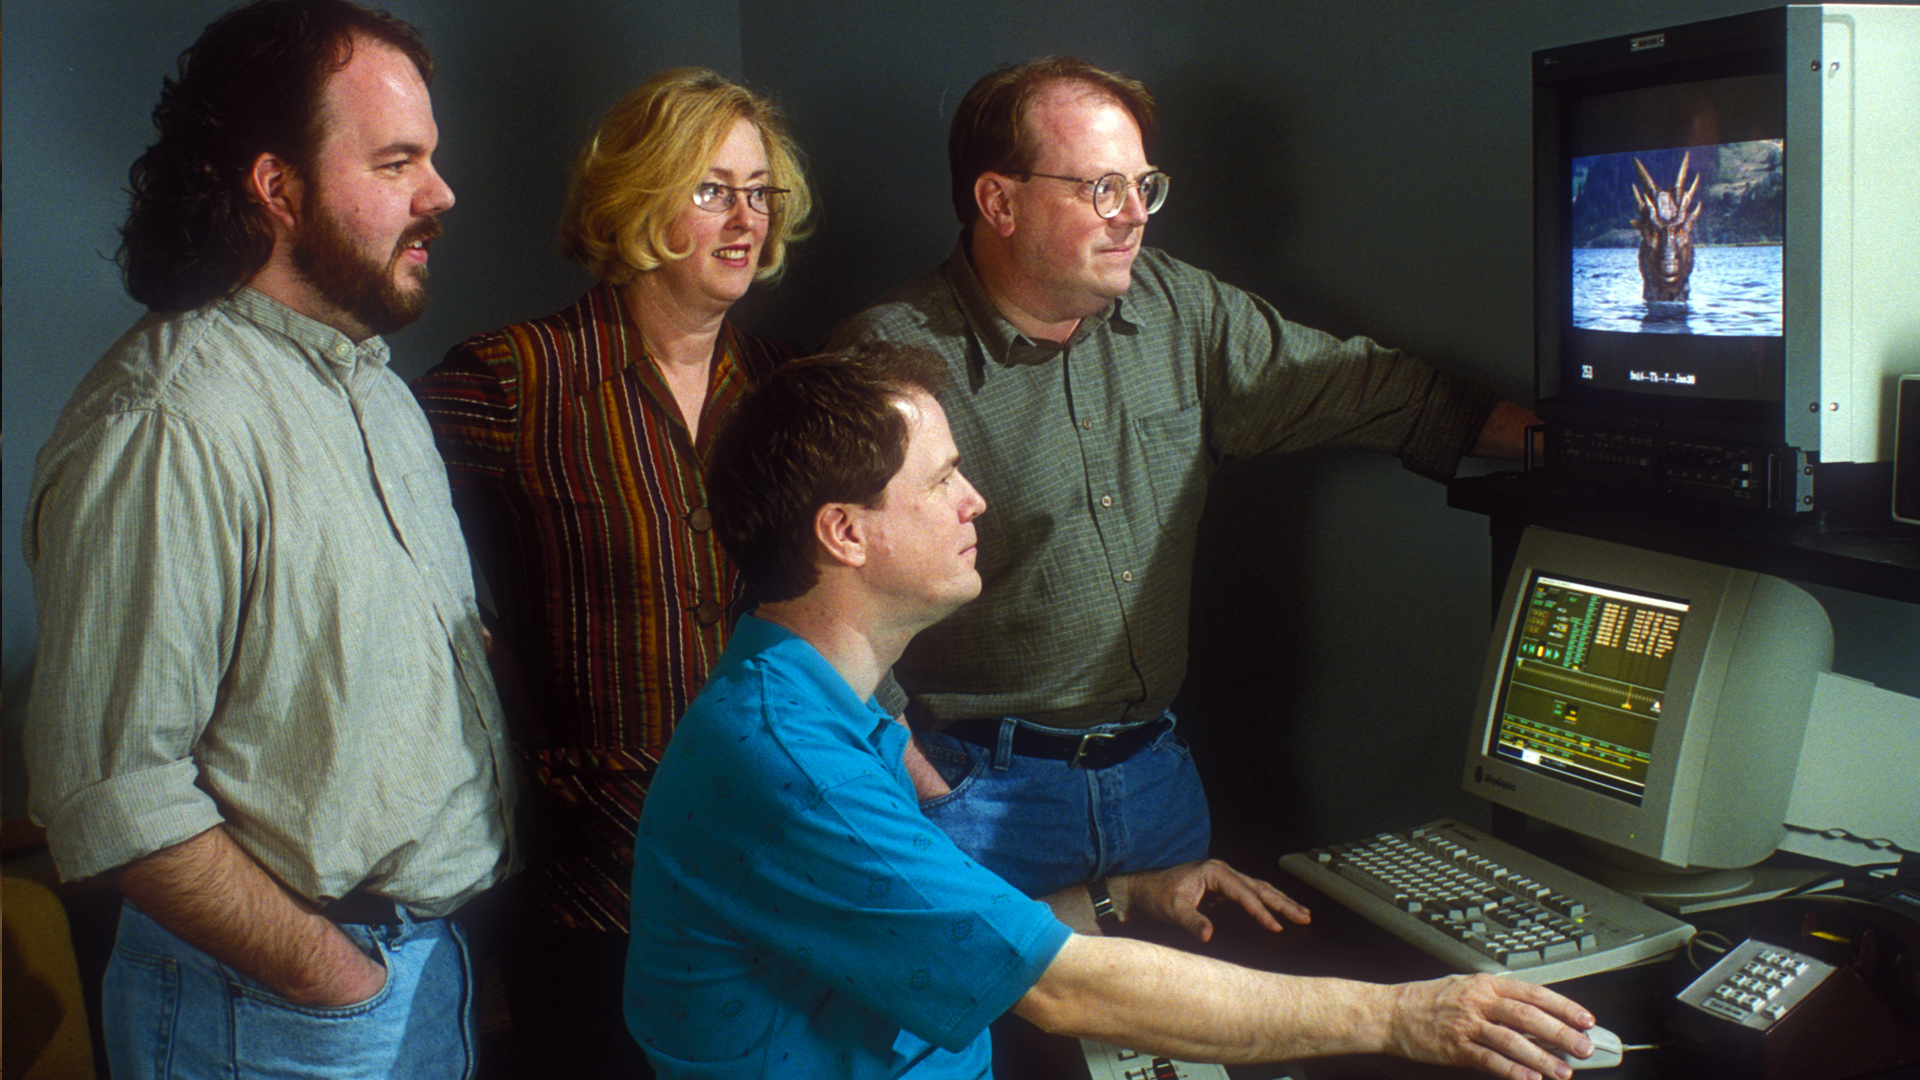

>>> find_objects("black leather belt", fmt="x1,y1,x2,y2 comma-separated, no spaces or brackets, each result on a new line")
318,890,403,926
941,717,1170,770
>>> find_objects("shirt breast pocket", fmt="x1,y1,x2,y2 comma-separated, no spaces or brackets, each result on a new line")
1133,405,1208,536
398,467,468,585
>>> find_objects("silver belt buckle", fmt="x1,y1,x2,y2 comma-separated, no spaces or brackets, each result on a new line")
1070,731,1117,768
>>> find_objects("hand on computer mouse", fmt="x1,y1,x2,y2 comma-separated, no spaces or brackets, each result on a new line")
1382,973,1596,1079
1526,1024,1624,1071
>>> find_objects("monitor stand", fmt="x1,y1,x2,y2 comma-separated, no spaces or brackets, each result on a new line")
1501,822,1838,915
1589,863,1822,915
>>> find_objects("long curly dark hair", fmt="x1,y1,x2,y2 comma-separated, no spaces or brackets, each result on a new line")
117,0,431,312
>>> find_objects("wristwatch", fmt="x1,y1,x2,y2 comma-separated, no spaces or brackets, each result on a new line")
1086,877,1122,931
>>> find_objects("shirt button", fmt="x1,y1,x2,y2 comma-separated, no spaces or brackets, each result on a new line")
1099,495,1113,508
694,599,724,625
1120,570,1133,582
1080,419,1093,430
687,506,714,532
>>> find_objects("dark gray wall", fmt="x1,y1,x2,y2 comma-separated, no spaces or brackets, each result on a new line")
6,1,1915,857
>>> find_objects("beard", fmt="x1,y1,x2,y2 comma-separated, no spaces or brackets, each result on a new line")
290,203,442,338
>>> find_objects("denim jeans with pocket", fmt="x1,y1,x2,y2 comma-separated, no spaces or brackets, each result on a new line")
914,712,1210,898
104,898,476,1079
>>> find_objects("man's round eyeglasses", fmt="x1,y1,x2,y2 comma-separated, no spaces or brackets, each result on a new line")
692,182,788,215
1017,170,1170,219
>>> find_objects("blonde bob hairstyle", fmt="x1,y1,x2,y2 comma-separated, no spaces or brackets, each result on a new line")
559,68,814,286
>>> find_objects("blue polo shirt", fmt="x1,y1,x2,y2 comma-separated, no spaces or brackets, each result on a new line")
627,613,1073,1078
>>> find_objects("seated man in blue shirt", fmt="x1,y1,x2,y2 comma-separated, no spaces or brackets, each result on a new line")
625,343,1598,1079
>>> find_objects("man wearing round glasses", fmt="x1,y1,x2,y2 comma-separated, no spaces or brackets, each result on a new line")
831,56,1535,903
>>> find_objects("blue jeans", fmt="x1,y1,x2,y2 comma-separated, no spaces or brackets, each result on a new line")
915,714,1211,898
104,899,476,1080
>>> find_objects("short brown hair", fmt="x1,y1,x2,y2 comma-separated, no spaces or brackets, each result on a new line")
708,344,948,604
559,68,814,285
947,56,1156,227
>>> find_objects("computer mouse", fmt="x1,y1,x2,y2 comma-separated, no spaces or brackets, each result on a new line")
1564,1025,1624,1070
1529,1025,1624,1070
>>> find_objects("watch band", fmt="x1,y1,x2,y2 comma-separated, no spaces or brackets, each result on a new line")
1087,877,1121,930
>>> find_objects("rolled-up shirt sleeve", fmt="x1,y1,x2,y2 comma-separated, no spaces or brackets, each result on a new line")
24,406,246,882
24,292,513,915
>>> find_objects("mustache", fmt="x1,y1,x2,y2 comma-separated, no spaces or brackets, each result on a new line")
396,217,445,254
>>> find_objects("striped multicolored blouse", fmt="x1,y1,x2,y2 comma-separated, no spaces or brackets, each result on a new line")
413,283,800,931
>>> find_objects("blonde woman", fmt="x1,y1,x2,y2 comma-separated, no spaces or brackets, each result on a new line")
413,68,814,1075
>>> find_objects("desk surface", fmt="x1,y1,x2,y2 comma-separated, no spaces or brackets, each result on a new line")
991,861,1920,1080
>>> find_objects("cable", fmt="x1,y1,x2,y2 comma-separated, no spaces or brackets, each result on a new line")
1684,930,1736,971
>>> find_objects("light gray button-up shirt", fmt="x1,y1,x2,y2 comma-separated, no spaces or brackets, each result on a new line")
24,289,515,917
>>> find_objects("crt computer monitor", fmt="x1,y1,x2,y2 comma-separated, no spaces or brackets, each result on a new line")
1534,5,1920,507
1461,528,1832,898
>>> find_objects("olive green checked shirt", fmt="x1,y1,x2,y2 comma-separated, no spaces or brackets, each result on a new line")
831,243,1500,731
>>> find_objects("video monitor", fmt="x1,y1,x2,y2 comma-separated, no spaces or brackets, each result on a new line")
1557,71,1786,410
1536,6,1920,485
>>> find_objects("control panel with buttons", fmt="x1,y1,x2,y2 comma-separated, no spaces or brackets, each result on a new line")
1080,1039,1229,1080
1675,938,1837,1032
